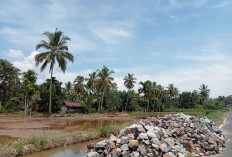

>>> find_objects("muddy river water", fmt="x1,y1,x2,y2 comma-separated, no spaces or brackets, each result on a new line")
0,119,127,156
24,139,101,157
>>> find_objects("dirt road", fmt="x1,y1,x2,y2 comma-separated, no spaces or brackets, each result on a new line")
213,112,232,157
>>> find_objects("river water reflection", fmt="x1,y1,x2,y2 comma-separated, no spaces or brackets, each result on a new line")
25,138,102,157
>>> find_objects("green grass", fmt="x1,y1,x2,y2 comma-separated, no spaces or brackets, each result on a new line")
128,109,227,125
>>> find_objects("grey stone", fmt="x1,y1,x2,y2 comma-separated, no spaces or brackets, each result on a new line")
131,151,140,157
151,144,159,150
119,128,126,137
137,133,148,140
87,152,99,157
128,124,138,132
127,134,135,140
151,138,161,145
142,139,150,145
121,136,129,144
109,134,117,142
147,130,156,139
137,124,146,132
211,126,221,134
121,144,129,151
164,138,175,148
137,144,147,155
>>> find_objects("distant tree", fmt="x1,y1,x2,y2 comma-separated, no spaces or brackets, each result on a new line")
35,28,74,114
22,70,37,115
0,59,20,108
138,80,153,112
74,76,86,101
96,66,114,112
64,81,75,101
199,84,210,106
105,90,120,113
123,73,136,111
39,77,63,113
167,84,179,108
86,72,98,94
80,93,97,113
179,91,196,109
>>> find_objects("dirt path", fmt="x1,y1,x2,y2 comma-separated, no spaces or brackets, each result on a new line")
213,112,232,157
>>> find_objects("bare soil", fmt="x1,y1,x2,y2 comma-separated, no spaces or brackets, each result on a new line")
0,113,132,146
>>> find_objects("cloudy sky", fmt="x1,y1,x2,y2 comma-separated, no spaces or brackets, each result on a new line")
0,0,232,97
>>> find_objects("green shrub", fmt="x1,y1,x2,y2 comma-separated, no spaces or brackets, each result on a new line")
99,125,112,137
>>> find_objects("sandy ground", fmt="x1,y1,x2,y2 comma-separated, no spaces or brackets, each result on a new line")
0,113,132,145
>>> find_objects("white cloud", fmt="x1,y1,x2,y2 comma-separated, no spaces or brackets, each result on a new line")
113,60,232,98
92,28,131,44
107,29,130,37
13,51,39,72
176,51,225,62
212,1,228,8
6,49,24,59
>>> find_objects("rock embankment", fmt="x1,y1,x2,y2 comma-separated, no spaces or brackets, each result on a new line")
86,113,225,157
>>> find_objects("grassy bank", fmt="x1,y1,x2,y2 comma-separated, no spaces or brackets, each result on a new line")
0,120,137,157
128,109,227,125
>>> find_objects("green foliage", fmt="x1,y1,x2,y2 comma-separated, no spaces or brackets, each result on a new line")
0,59,21,108
105,90,120,112
99,125,112,137
179,92,198,109
39,77,64,113
204,99,224,110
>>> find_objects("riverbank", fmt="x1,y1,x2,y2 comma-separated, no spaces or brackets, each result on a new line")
0,110,227,157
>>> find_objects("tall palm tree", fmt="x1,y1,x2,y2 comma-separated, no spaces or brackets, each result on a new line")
167,84,179,108
96,66,114,112
123,73,136,111
156,85,168,111
86,72,97,94
199,84,210,106
74,76,86,101
64,81,73,101
138,80,153,112
35,29,74,114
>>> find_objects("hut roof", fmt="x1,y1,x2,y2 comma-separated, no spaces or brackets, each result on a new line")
63,101,82,108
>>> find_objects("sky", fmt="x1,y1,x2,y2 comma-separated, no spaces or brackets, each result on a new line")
0,0,232,97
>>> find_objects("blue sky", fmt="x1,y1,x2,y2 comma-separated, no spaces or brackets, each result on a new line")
0,0,232,97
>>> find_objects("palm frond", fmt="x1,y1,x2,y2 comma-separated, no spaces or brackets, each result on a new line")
36,40,50,50
60,52,74,62
57,54,67,73
40,60,48,72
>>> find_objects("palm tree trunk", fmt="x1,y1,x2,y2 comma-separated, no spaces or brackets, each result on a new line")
101,93,104,112
24,95,27,116
125,96,128,112
49,69,53,114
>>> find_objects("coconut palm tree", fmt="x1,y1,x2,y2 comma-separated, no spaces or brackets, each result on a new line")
74,76,86,101
167,84,179,108
123,73,136,111
35,29,74,114
138,80,153,112
199,84,210,106
86,72,98,94
96,66,114,112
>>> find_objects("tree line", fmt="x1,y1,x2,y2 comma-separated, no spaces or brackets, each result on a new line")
0,29,231,115
1,59,231,114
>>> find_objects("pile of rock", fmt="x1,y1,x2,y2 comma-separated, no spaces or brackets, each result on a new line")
85,113,225,157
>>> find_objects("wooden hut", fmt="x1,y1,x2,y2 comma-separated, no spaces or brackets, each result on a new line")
61,101,84,113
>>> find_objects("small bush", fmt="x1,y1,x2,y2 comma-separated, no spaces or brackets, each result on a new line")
99,125,112,137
